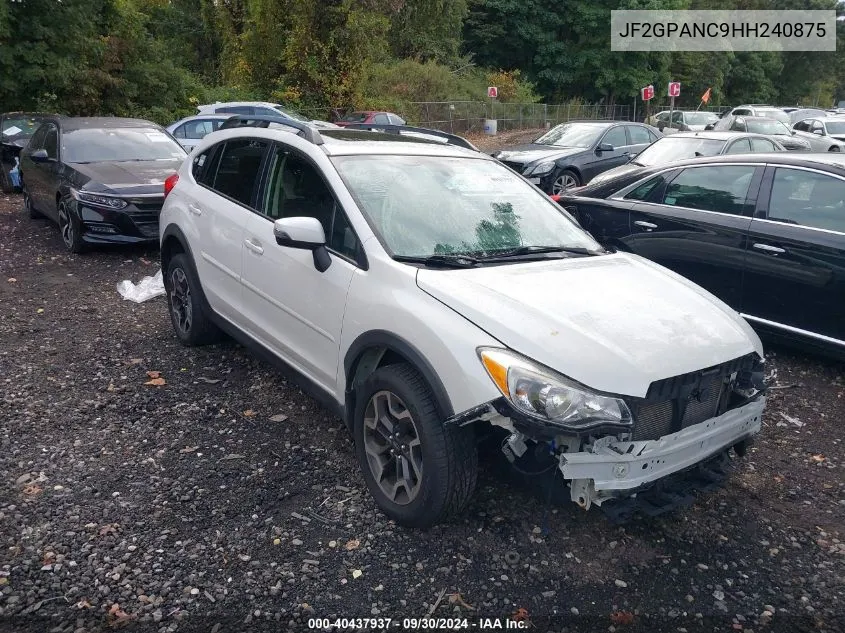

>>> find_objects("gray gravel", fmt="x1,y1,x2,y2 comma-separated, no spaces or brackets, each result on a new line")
1,194,844,633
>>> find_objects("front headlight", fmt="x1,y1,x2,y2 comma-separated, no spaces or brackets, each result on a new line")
528,161,556,176
71,188,128,209
478,348,632,430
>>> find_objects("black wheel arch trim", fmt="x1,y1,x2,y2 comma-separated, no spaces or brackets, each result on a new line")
344,330,455,429
556,165,582,184
160,224,213,313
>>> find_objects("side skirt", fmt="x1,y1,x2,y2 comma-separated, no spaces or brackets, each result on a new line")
209,313,348,426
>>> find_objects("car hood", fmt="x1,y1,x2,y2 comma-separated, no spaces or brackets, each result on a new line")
494,144,586,165
416,253,761,398
70,159,184,195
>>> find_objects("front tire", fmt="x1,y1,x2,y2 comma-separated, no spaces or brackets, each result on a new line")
551,169,581,194
165,253,222,346
58,200,85,253
0,165,11,194
829,145,841,152
354,363,477,528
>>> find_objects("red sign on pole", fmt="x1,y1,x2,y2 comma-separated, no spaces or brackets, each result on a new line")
668,82,681,98
641,85,654,101
487,86,498,98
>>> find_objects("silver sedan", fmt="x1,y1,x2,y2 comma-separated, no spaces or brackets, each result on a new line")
792,117,845,152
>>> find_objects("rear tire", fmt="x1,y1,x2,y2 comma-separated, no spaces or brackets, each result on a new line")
354,363,477,528
165,253,223,346
23,188,39,219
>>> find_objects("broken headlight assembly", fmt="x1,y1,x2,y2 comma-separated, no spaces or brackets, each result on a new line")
478,347,632,431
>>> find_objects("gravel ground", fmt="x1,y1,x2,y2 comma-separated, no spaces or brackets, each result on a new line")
1,190,844,633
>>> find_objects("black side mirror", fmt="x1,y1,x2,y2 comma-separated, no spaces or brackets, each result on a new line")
597,143,614,153
30,149,49,163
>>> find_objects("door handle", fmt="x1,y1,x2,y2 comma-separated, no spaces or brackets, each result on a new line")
244,238,264,255
188,203,203,216
634,220,658,230
752,242,786,254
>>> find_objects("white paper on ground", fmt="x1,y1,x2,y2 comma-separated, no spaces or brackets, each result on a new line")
116,269,165,303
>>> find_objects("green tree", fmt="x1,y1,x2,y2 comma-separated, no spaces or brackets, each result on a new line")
389,0,468,62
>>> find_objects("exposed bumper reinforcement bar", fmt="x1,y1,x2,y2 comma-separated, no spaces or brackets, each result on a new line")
560,398,765,509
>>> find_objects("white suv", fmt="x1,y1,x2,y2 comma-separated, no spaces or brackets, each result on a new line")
159,119,767,528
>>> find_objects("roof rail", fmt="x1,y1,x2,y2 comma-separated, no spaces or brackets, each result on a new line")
218,115,324,145
340,123,478,151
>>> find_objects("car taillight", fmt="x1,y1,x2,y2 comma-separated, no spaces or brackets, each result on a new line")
164,173,179,198
549,194,561,202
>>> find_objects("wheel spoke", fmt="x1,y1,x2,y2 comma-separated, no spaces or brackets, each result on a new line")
386,392,411,421
362,390,423,505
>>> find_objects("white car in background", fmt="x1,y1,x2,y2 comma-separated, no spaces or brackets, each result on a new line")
792,116,845,151
196,101,338,129
166,115,231,153
158,118,767,528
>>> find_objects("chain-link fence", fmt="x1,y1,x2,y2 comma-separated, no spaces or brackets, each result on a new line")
297,101,736,134
297,101,635,134
408,101,634,134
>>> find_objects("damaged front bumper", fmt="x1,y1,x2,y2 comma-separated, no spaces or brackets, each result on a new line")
560,397,765,509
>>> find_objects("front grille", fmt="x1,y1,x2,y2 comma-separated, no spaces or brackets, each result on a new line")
629,354,756,441
632,400,674,441
125,198,163,238
500,160,527,174
682,378,723,426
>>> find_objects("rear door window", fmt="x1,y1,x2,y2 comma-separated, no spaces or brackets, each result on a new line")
725,138,752,154
373,114,390,124
750,137,778,152
767,168,845,232
627,125,652,145
662,165,757,215
208,138,269,207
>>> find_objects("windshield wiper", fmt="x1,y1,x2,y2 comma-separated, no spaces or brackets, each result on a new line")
474,245,604,260
393,254,479,268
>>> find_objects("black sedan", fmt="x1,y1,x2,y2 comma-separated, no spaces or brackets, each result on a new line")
587,131,785,187
558,153,845,357
20,117,187,253
491,120,661,194
1,112,54,192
